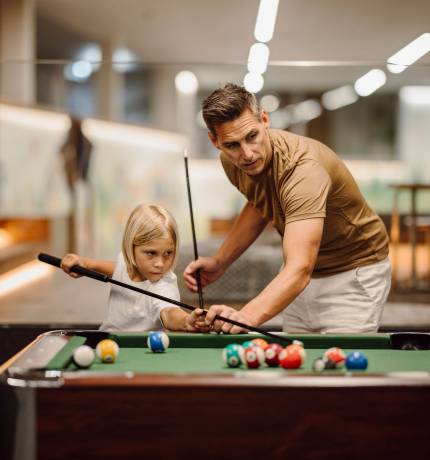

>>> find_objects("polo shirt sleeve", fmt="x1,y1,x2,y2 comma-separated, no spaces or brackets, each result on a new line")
279,159,331,224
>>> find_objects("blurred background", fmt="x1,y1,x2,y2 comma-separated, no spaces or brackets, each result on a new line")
0,0,430,352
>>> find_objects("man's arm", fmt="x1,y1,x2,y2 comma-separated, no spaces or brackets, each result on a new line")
183,202,268,292
204,217,324,333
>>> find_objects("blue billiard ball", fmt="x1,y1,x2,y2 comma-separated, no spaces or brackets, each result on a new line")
345,351,368,370
147,331,170,353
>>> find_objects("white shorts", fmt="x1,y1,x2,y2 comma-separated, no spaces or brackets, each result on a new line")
282,258,391,333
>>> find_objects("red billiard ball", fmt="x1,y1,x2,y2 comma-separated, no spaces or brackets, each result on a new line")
264,343,283,367
244,346,265,369
324,347,346,368
278,344,305,369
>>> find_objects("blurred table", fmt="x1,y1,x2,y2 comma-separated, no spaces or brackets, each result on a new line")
389,183,430,290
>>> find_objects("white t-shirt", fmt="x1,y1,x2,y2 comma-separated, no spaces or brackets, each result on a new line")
99,253,180,332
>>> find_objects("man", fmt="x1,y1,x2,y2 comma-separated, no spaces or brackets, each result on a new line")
183,83,391,334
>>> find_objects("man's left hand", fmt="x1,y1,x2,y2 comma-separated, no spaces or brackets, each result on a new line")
204,305,255,334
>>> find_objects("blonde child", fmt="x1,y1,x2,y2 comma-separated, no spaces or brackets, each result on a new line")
61,203,207,332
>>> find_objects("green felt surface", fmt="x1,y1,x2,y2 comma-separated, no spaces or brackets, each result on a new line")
45,333,430,374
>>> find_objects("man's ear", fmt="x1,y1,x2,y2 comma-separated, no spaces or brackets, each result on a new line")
260,110,270,128
208,131,219,149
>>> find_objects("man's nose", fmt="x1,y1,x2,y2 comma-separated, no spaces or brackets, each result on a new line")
241,144,254,161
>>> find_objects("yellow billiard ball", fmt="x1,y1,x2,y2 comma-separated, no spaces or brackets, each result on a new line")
96,339,119,363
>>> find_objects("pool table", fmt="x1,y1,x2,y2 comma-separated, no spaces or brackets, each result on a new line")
2,330,430,459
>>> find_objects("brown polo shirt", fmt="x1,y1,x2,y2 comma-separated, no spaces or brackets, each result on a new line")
221,129,389,276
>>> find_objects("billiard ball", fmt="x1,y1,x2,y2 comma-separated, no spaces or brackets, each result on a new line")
324,347,346,368
222,344,244,368
147,331,170,352
345,351,368,370
96,339,119,363
72,345,95,368
244,346,265,369
241,340,257,349
312,357,326,372
278,344,304,369
251,338,269,350
323,358,337,370
264,343,283,367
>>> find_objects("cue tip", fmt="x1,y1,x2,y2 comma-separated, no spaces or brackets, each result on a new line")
183,148,188,158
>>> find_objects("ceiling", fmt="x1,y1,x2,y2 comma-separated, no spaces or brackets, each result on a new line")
36,0,430,91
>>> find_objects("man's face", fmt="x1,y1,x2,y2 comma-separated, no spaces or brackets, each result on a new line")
209,109,271,176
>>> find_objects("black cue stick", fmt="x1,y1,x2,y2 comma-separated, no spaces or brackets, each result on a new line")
183,149,204,310
38,253,291,345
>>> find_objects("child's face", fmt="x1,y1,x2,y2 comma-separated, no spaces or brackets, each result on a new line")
133,237,175,282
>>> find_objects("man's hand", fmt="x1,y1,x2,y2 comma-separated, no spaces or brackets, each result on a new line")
183,256,225,292
184,308,211,332
204,305,255,334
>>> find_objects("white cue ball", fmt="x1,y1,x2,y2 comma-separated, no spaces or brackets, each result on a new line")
73,345,95,368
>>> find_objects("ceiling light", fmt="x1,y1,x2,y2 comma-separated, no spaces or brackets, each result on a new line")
321,85,358,110
244,73,264,94
260,94,280,112
254,0,279,43
354,69,387,97
247,43,270,75
387,33,430,74
175,71,199,95
113,47,139,73
292,99,322,123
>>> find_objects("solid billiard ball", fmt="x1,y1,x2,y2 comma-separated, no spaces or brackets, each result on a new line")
264,343,283,367
278,345,304,369
251,338,269,350
324,347,346,368
147,331,170,353
96,339,119,363
244,346,265,369
222,344,244,368
345,351,368,370
72,345,95,368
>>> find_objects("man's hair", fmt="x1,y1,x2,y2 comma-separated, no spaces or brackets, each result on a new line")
202,83,261,136
122,204,179,276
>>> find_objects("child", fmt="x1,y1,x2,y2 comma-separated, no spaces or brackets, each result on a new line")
61,203,207,332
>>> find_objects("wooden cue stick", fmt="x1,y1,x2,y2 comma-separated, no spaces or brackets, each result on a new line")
38,253,291,345
183,149,204,310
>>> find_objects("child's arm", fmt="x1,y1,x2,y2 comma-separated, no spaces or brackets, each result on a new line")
61,253,115,278
160,307,209,332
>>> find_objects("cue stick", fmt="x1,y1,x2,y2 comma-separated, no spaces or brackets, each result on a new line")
38,253,291,345
183,149,204,310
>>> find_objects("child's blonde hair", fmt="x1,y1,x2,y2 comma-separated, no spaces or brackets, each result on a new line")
122,204,179,275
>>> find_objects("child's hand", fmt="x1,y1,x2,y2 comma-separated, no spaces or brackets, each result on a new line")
60,253,86,278
185,308,211,333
